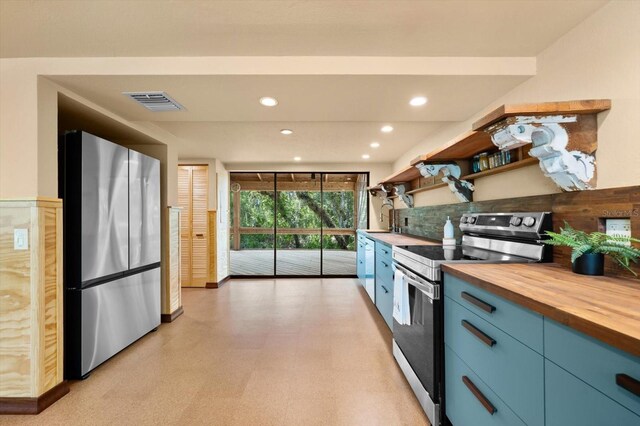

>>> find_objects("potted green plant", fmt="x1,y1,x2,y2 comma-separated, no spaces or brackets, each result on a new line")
544,222,640,276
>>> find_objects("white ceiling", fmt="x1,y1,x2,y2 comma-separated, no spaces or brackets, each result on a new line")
1,0,606,58
155,121,446,163
49,75,530,122
50,73,529,162
8,0,608,164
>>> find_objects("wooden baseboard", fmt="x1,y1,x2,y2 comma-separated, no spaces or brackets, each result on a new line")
160,306,184,323
0,381,70,414
206,276,230,289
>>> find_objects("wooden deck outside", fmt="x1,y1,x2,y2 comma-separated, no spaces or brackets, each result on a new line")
230,249,356,276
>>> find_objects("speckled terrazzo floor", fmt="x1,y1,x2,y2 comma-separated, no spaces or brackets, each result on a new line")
1,279,429,426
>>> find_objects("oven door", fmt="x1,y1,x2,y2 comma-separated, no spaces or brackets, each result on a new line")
392,265,442,405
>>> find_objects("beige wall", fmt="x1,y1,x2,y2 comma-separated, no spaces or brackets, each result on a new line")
225,162,393,230
393,0,640,208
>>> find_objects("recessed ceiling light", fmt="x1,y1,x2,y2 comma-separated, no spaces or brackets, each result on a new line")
410,96,428,106
362,154,370,159
259,96,278,107
293,156,301,161
280,129,293,135
381,125,393,133
370,142,380,148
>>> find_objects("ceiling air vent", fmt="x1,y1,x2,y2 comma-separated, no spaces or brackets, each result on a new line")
123,91,185,112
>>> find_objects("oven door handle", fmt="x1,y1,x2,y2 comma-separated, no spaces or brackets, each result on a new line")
395,263,440,300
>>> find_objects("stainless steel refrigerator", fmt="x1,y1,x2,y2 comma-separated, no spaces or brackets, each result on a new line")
59,131,161,379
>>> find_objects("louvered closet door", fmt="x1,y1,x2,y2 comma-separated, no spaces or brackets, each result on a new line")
190,166,208,286
177,165,208,287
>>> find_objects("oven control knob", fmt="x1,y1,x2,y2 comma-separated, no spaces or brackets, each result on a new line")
468,216,477,224
522,216,536,227
460,216,468,224
510,217,523,226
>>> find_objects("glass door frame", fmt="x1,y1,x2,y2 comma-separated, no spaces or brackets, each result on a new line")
229,171,370,278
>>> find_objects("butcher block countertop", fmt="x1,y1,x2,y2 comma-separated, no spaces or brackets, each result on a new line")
442,263,640,356
359,230,440,247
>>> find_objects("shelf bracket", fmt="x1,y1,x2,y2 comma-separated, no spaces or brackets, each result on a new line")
394,183,414,208
486,114,597,191
414,162,474,202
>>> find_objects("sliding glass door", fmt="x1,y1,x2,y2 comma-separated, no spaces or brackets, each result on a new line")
229,173,275,275
276,173,321,276
229,172,368,277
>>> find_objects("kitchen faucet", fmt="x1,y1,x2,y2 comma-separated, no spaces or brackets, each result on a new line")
380,198,398,232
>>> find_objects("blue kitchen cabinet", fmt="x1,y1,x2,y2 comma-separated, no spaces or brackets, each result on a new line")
364,237,375,302
444,273,543,353
356,232,366,284
375,241,394,329
544,319,640,418
545,360,640,426
443,272,640,426
445,347,526,426
444,296,544,426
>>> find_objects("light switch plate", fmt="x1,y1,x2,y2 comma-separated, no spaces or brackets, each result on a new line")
605,218,631,246
14,228,29,250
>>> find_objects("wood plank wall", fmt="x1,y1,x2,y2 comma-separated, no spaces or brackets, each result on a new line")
163,207,182,316
207,210,217,286
395,185,640,279
0,199,64,398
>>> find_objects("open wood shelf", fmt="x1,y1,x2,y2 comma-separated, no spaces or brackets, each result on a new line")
462,156,538,180
410,130,494,165
379,165,421,185
472,99,611,130
373,99,611,200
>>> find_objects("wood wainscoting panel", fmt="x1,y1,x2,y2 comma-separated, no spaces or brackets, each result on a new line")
0,204,32,397
0,198,64,407
207,210,217,287
162,206,182,319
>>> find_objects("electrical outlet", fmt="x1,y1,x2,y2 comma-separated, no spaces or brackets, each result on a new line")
606,218,631,246
14,228,28,250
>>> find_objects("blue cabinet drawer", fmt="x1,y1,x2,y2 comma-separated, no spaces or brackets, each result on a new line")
445,347,526,426
375,241,392,258
545,360,640,426
375,274,393,329
357,232,367,244
356,241,365,283
544,319,640,416
375,253,393,284
445,297,544,426
443,273,543,353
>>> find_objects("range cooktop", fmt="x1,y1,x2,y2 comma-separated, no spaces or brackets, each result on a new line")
392,243,536,282
394,244,527,262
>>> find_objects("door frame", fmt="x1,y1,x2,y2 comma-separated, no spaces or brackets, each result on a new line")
178,163,209,287
228,171,370,279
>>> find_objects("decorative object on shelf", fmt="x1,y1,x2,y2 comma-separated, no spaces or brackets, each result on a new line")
368,183,394,197
486,115,596,191
544,221,640,276
414,162,474,202
394,183,414,208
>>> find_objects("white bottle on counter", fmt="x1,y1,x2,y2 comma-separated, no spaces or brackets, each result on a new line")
443,216,456,246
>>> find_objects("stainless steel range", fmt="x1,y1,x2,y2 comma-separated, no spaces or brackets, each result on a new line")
391,212,552,426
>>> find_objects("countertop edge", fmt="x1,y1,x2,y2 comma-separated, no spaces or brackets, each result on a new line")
357,229,440,246
441,264,640,357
